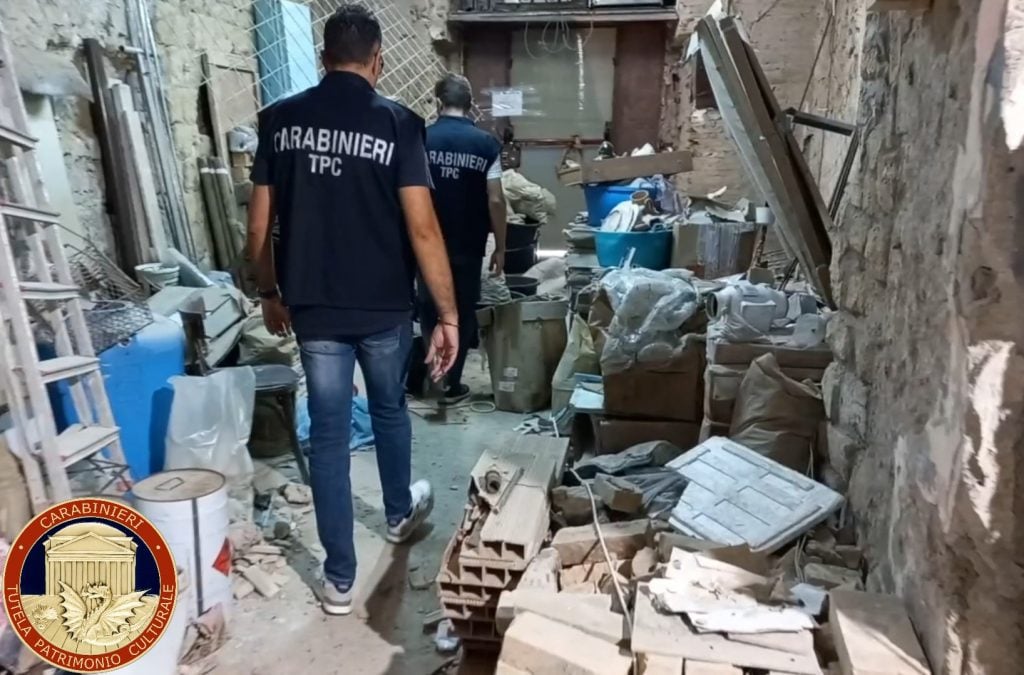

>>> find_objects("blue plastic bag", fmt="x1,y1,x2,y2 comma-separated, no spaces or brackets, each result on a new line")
295,395,375,451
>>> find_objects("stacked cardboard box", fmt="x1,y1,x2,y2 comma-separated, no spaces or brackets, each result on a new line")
437,434,570,650
701,337,833,440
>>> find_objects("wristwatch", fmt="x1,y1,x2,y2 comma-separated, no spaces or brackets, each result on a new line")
258,288,279,300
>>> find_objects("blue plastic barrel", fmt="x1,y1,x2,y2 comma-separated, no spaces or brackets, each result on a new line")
594,230,673,270
48,315,185,479
583,183,660,226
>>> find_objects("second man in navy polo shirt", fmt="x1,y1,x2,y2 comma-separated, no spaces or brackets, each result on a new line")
420,74,507,403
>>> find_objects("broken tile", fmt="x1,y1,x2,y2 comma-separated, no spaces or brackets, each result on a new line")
562,581,600,594
593,474,643,514
834,544,863,570
655,531,727,562
631,546,658,579
518,548,560,592
551,519,649,566
282,482,313,505
829,590,929,675
552,485,601,525
422,609,446,633
803,563,862,590
637,653,683,675
409,568,435,591
232,577,254,600
240,566,279,598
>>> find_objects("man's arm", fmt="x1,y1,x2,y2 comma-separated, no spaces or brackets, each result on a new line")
400,186,457,323
486,177,507,275
247,184,290,335
247,184,276,292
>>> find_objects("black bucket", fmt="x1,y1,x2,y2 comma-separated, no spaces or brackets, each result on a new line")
504,245,536,274
505,274,539,297
506,222,540,250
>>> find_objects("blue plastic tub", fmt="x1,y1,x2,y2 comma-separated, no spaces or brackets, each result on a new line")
594,230,673,270
46,315,185,479
583,182,659,226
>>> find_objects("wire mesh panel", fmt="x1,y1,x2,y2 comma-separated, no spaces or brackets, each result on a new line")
193,0,450,135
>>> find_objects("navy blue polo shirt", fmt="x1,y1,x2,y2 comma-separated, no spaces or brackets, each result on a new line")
251,71,432,338
426,116,503,264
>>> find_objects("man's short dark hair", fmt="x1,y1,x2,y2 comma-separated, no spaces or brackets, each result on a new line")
323,4,382,66
435,73,473,112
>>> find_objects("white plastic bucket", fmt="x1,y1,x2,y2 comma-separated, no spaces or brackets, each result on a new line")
135,262,180,290
133,469,233,622
116,568,188,675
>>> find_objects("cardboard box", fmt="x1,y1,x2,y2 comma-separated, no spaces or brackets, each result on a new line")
707,337,833,370
602,339,704,422
595,418,702,454
558,151,693,186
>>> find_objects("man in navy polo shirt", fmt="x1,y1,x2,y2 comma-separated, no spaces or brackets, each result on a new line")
420,74,506,403
247,4,459,616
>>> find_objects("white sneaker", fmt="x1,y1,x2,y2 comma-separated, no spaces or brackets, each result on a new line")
320,580,353,616
386,480,434,544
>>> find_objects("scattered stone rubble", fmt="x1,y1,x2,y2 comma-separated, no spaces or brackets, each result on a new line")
229,481,314,601
437,431,933,674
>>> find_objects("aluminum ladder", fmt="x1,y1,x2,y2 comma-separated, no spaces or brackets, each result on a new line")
0,21,132,511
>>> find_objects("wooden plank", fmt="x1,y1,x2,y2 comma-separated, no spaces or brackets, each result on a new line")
705,19,823,281
829,590,930,675
500,612,632,675
868,0,932,11
201,53,230,162
110,82,164,260
631,585,823,675
696,18,829,303
495,590,625,643
208,60,260,130
725,20,832,273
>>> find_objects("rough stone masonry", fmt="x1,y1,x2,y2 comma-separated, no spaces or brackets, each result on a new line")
807,1,1024,673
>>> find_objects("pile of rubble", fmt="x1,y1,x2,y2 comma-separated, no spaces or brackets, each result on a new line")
436,432,932,674
229,480,314,601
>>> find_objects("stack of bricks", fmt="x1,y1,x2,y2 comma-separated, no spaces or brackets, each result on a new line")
436,434,569,652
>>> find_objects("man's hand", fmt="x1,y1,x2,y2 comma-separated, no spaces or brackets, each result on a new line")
489,248,505,277
425,321,459,382
261,297,291,337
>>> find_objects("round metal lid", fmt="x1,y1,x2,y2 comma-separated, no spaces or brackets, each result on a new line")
132,468,226,502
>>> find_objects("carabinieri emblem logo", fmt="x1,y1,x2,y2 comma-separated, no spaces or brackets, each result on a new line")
2,497,178,672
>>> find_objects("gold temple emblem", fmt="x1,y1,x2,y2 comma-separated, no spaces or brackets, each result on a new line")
23,523,157,651
4,498,178,672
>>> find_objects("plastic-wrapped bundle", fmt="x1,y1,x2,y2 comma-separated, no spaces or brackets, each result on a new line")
599,268,700,374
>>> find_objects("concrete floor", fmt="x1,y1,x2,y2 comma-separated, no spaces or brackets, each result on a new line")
215,353,522,675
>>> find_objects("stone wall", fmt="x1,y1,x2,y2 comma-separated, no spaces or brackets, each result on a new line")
0,1,129,256
151,0,257,265
811,1,1024,672
2,0,445,268
667,0,828,201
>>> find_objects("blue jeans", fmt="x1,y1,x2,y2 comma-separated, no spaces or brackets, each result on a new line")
299,323,413,590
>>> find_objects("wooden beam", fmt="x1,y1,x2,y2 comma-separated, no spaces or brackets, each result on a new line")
449,9,677,24
868,0,932,12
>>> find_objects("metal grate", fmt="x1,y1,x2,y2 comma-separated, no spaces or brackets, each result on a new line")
191,0,450,134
